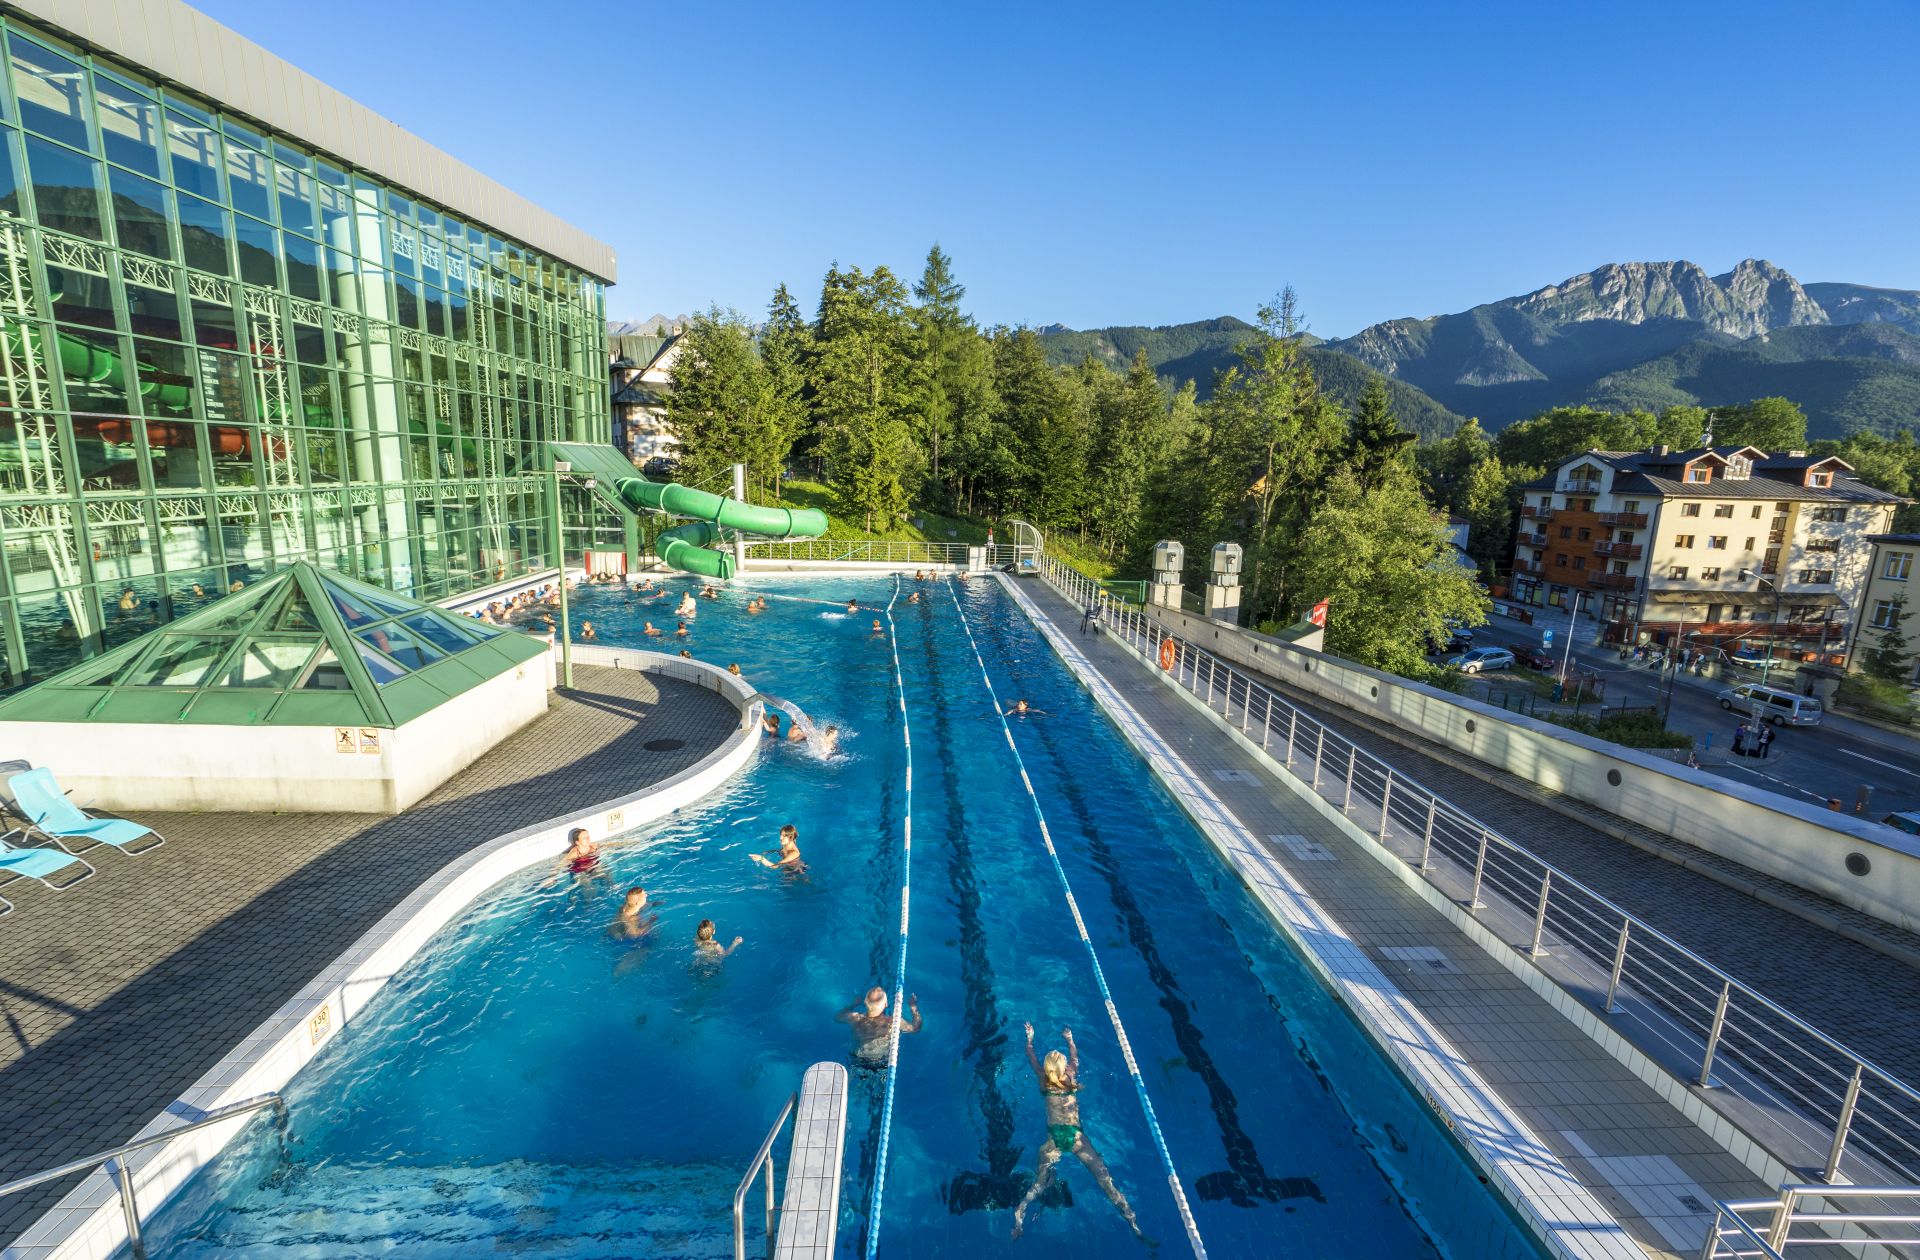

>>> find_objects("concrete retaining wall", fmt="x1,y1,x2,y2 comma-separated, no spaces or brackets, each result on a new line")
1142,605,1920,934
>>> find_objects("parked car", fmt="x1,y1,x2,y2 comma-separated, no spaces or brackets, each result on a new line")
1428,627,1474,654
1513,646,1556,671
1882,811,1920,837
641,456,679,479
1716,683,1823,726
1447,646,1516,674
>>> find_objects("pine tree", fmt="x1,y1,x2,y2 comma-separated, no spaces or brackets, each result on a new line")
664,307,771,490
1865,594,1913,684
810,265,919,530
757,283,811,499
1342,375,1416,490
1087,348,1170,557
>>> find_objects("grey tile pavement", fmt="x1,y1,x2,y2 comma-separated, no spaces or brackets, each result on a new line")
1199,652,1920,1086
0,666,737,1247
1022,580,1772,1259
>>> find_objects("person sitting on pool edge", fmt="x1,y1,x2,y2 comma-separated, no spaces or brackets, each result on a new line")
1012,1022,1145,1243
749,823,804,870
608,886,657,940
694,918,742,957
840,985,921,1062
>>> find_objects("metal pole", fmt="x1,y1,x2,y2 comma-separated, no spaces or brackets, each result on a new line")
1341,746,1357,813
111,1155,145,1260
1558,592,1581,684
1699,982,1731,1087
1528,871,1552,956
1286,709,1298,767
1468,831,1489,909
550,460,574,689
762,1154,776,1255
1604,920,1630,1012
1206,657,1215,706
1419,797,1436,869
1766,1187,1798,1253
1313,727,1325,790
1378,772,1394,841
1822,1066,1865,1183
1261,693,1273,750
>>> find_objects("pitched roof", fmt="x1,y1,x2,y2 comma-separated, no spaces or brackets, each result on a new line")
1528,447,1904,504
0,563,546,727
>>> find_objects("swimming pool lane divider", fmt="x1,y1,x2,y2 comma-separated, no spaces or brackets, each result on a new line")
941,578,1210,1260
864,573,915,1260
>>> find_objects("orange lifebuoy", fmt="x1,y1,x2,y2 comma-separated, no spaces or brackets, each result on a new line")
1159,636,1177,671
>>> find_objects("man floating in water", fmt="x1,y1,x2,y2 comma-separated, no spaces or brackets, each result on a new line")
607,886,657,940
840,985,921,1062
1005,699,1046,717
1012,1023,1146,1243
694,918,742,957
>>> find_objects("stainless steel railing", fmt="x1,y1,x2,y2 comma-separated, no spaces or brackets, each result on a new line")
1040,553,1920,1190
0,1093,285,1259
1700,1183,1920,1258
743,539,983,565
734,1092,796,1260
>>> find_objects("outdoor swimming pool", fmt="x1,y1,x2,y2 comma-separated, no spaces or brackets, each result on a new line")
134,573,1546,1259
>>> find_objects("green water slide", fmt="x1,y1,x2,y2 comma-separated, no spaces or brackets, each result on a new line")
548,442,827,579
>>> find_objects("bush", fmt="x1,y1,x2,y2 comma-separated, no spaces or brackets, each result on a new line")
1547,709,1692,749
1836,672,1917,725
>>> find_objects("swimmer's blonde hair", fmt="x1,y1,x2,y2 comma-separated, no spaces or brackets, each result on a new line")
1042,1050,1073,1092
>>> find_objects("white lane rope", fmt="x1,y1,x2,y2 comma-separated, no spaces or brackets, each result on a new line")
942,577,1208,1259
865,574,916,1259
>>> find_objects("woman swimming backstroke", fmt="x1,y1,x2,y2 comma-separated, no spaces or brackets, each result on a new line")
1012,1022,1147,1242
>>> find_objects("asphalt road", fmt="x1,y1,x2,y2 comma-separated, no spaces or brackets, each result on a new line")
1456,619,1920,822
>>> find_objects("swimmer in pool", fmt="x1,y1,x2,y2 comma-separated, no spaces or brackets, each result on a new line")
676,593,698,619
871,620,884,635
907,591,920,604
839,985,921,1062
846,599,859,613
818,724,840,754
1012,1023,1144,1242
1005,699,1046,717
607,886,657,940
787,722,808,743
728,663,743,676
749,824,804,871
694,918,742,956
644,621,663,636
762,712,781,738
580,620,597,641
675,620,690,636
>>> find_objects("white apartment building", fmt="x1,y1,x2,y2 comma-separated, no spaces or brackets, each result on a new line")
1511,445,1904,661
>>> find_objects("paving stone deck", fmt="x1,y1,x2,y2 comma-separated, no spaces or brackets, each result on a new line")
1185,637,1920,1086
0,665,737,1247
1017,578,1774,1259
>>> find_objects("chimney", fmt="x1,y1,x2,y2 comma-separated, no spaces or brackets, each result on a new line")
1653,444,1670,457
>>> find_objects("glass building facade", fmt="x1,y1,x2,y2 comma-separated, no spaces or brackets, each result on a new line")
0,12,610,688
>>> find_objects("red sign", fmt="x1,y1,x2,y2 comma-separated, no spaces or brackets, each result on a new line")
1309,600,1328,628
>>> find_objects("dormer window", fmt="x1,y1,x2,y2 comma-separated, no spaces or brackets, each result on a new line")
1726,456,1751,480
1685,465,1712,484
1807,469,1833,488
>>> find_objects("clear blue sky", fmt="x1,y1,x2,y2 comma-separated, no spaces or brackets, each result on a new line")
194,0,1920,337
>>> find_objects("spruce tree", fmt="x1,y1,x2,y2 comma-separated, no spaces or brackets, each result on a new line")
1865,594,1913,684
1342,375,1416,490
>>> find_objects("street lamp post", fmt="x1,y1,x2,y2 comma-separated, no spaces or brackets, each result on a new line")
550,459,574,690
1738,568,1782,689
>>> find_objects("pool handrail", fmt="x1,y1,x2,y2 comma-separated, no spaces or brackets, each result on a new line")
1698,1182,1920,1257
1036,550,1920,1192
0,1092,284,1259
734,1091,796,1260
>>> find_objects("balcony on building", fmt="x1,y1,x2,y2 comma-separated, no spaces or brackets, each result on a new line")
1516,530,1549,548
1514,558,1545,575
1592,540,1643,559
1558,475,1604,495
1520,504,1555,521
1596,510,1649,527
1590,571,1639,590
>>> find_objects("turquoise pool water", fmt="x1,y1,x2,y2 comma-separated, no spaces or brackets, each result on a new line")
137,573,1545,1259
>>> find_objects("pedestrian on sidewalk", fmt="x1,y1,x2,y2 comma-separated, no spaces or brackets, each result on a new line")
1732,723,1748,757
1758,725,1776,759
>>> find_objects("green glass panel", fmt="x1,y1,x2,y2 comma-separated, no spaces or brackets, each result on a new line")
357,621,443,671
354,639,408,683
9,35,88,150
94,70,162,177
24,134,104,240
166,109,221,199
218,636,315,687
123,634,224,686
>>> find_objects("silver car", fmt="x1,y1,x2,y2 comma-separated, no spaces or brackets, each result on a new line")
1716,683,1823,726
1447,646,1516,674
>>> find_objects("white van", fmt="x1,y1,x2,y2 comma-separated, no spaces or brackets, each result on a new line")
1716,683,1823,726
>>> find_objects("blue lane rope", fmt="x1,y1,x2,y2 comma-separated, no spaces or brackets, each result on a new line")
865,574,916,1259
943,577,1209,1260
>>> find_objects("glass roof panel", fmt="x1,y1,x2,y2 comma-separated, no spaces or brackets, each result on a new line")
354,639,410,684
301,646,352,691
358,622,446,671
401,612,479,655
321,574,413,625
218,638,318,688
123,635,226,688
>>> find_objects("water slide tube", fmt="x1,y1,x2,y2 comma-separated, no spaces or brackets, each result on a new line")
612,477,827,579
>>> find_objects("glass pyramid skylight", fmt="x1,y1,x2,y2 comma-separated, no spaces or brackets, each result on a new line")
0,563,548,727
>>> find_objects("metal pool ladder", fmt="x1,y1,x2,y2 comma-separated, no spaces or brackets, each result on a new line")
0,1092,285,1259
734,1061,848,1260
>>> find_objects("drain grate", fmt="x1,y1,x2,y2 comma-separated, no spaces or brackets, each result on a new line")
643,738,686,752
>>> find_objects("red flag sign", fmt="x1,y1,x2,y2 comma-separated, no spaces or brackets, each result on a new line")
1308,600,1328,628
